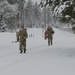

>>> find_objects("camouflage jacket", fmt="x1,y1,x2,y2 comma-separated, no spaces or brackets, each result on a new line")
45,28,54,39
17,28,28,42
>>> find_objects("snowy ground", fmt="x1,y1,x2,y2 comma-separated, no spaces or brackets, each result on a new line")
0,28,75,75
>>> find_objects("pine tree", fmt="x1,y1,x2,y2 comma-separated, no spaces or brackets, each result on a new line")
34,2,42,27
24,0,34,27
7,0,18,4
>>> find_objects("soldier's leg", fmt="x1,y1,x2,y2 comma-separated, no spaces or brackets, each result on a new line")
23,40,26,53
48,38,50,46
51,36,53,45
51,39,52,45
19,43,23,53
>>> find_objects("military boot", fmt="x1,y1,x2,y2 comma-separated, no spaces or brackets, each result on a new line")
51,42,52,45
20,51,23,53
24,49,26,53
51,40,52,45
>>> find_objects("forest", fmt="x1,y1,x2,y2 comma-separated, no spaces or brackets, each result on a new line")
0,0,75,32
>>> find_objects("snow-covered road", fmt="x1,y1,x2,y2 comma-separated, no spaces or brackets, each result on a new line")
0,28,75,75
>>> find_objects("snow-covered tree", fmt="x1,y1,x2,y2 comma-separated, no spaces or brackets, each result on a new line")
18,0,25,27
7,0,18,4
39,0,52,7
39,0,75,25
0,1,18,31
33,2,42,27
24,0,34,27
53,0,75,23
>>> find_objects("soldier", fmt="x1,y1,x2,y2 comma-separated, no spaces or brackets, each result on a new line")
45,26,54,46
17,26,28,53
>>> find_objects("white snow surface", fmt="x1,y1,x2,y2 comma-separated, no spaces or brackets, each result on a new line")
0,28,75,75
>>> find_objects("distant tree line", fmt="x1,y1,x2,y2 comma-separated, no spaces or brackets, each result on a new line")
39,0,75,25
0,0,52,32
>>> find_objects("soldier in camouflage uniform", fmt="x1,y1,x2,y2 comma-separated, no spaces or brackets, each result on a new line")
45,26,54,46
17,26,28,53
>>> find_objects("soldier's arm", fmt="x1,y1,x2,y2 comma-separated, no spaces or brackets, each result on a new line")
51,29,55,34
24,30,28,39
26,31,28,38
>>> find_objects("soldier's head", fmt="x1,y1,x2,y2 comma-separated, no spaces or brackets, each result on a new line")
21,25,24,28
20,25,24,31
24,28,27,31
48,26,51,29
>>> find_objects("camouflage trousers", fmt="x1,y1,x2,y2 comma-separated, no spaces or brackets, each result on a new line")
19,40,26,51
48,38,52,46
